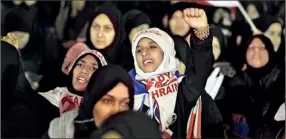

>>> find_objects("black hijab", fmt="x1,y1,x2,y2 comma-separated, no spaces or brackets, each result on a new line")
85,3,125,64
244,35,276,82
253,15,283,33
3,7,33,35
253,16,284,56
239,1,266,20
36,1,61,27
73,64,134,138
123,9,151,38
173,35,189,66
90,111,162,139
1,41,21,116
2,6,44,68
66,51,106,96
211,24,227,61
120,9,151,71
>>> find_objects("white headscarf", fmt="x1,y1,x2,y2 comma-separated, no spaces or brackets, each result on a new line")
131,28,179,80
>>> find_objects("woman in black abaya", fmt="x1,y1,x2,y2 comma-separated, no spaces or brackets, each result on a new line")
226,35,285,137
85,3,125,65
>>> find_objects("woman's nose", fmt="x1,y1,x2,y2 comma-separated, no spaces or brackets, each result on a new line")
97,30,104,37
110,104,121,115
141,49,149,57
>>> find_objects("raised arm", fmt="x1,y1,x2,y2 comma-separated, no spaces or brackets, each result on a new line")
179,8,213,103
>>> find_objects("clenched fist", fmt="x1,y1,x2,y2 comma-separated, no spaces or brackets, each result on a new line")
183,8,208,32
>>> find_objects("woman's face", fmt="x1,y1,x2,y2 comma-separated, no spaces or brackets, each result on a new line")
247,4,259,19
93,82,130,127
72,55,99,92
264,23,282,52
129,24,150,42
90,14,115,49
169,10,190,36
246,38,269,68
135,38,164,73
212,36,221,60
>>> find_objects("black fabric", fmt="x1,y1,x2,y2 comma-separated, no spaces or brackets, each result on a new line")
168,30,224,138
244,35,276,82
120,9,151,71
123,9,151,37
225,35,285,137
73,64,134,138
253,16,283,33
3,7,33,35
173,35,189,66
211,24,227,61
226,19,252,72
36,1,61,27
62,1,99,41
4,69,59,137
1,41,20,118
85,3,125,64
235,1,266,21
36,29,67,92
77,64,134,120
1,103,38,138
242,1,266,17
66,53,103,96
253,16,284,65
73,1,99,38
90,111,162,139
2,6,46,74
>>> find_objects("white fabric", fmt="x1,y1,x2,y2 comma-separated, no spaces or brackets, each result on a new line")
274,103,285,121
48,109,78,138
132,28,181,135
68,49,108,74
131,28,179,80
38,87,83,114
206,1,239,8
205,67,225,100
133,75,184,136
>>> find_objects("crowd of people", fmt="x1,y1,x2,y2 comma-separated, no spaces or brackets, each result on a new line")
1,1,285,138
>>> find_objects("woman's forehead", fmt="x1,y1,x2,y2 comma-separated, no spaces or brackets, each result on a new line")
79,55,98,64
93,14,113,25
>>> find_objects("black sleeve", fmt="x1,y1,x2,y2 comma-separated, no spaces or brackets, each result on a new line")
41,131,50,139
178,29,213,105
1,41,21,114
37,31,68,92
225,75,252,116
177,29,224,137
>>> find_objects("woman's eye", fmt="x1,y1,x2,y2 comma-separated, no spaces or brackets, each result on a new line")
92,24,100,30
136,49,142,53
104,27,111,32
92,67,98,71
77,63,84,67
122,102,129,107
150,45,157,49
103,99,112,104
120,102,130,109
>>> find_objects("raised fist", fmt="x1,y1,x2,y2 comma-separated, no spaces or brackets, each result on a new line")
183,8,208,32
